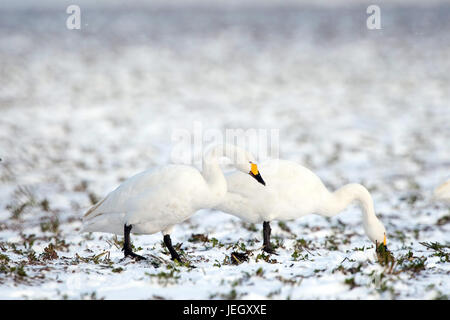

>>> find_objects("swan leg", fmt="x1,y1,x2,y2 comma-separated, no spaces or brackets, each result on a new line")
123,224,146,261
262,221,276,254
163,234,181,262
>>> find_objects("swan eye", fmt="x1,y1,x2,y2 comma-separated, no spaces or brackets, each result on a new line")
250,163,259,175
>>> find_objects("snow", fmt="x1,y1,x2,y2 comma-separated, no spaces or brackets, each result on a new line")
0,0,449,300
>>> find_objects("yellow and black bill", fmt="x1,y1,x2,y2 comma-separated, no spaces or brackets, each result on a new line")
249,163,266,186
376,233,388,252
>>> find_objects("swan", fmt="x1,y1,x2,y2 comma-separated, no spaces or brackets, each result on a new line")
214,159,387,253
82,144,266,261
434,179,450,203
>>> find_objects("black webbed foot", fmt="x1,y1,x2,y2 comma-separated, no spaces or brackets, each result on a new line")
123,224,146,261
263,245,277,255
170,252,181,263
163,234,183,263
123,249,147,261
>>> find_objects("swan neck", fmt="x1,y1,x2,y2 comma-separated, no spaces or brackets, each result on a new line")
320,183,385,244
322,183,376,222
201,145,228,201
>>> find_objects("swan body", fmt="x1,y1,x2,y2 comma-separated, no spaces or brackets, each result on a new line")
434,179,450,203
83,165,218,235
82,144,265,260
215,159,387,251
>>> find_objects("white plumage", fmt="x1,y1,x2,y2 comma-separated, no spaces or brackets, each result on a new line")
82,144,265,260
83,166,213,235
215,159,387,252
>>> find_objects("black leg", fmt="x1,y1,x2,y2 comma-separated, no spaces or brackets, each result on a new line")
123,224,146,261
263,221,276,254
163,234,181,262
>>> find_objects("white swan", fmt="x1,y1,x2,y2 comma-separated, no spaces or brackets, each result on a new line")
215,159,387,253
434,179,450,203
82,144,266,261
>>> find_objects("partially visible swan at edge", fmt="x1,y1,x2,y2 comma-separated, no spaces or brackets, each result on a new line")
434,179,450,203
215,159,387,253
82,144,266,261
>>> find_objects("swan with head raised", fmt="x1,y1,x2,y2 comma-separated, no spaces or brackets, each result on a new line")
82,144,266,261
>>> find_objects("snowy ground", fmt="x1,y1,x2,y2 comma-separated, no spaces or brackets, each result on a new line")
0,0,449,299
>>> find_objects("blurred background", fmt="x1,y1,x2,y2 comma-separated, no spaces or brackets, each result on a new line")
0,0,449,299
1,0,450,192
1,0,449,196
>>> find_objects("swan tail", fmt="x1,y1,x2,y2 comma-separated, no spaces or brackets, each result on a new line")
81,212,125,235
82,195,125,235
83,196,108,218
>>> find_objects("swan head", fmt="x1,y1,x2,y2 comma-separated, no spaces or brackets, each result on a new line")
249,162,266,186
208,144,266,186
231,150,265,185
365,217,387,251
234,160,265,186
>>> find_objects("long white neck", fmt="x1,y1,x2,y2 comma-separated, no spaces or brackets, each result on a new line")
201,144,248,205
202,145,227,202
318,183,383,242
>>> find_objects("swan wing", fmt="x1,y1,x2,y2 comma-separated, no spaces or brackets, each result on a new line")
83,166,162,220
83,165,208,233
216,159,329,222
123,166,209,226
262,159,329,216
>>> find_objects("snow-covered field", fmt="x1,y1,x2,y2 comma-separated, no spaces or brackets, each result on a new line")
0,0,449,299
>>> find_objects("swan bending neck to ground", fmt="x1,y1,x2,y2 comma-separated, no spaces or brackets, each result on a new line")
215,159,387,254
83,144,265,261
319,183,386,249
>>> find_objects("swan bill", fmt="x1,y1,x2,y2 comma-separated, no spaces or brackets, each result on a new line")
249,171,266,186
376,240,388,253
250,163,259,176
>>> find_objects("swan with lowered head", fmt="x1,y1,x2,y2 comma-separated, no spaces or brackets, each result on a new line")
82,144,266,261
215,159,387,253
